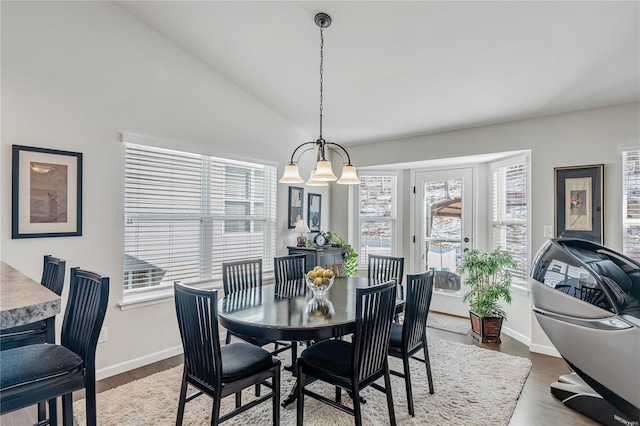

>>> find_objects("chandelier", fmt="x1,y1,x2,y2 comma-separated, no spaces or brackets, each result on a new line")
279,13,360,186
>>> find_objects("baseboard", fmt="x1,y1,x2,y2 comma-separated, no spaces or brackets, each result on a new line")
502,325,561,357
529,343,561,358
501,325,531,346
95,345,184,381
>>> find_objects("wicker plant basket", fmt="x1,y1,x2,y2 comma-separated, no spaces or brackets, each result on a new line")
469,311,504,343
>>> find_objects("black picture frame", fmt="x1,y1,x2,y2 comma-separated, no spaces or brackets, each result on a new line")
307,193,322,232
12,144,83,239
288,186,304,229
554,164,603,244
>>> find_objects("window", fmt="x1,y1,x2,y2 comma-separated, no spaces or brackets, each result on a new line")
623,147,640,261
357,173,398,266
124,142,276,294
491,157,529,286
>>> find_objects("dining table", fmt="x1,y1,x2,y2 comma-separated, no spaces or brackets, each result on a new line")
0,261,61,343
218,276,403,407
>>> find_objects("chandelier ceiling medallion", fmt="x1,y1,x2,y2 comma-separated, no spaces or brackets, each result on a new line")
279,13,361,186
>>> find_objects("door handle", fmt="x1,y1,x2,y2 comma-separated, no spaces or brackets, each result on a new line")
463,248,469,252
464,237,470,243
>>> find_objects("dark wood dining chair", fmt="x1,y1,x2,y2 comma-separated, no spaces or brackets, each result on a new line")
368,255,405,298
273,255,308,371
388,271,435,416
0,255,66,423
274,254,306,284
222,259,292,359
296,280,398,426
369,255,405,322
0,267,109,426
0,255,66,350
174,282,281,426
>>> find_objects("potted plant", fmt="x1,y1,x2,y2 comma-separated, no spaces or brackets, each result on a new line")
458,248,516,343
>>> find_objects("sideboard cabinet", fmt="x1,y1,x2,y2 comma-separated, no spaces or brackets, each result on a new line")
287,246,345,276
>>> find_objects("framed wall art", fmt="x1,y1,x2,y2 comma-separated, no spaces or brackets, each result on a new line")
554,164,603,243
307,193,322,232
12,144,83,239
288,186,304,229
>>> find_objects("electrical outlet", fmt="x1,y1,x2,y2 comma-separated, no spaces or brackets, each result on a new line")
98,327,108,343
543,226,553,238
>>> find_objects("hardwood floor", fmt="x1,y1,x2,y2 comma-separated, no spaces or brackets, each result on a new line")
0,328,600,425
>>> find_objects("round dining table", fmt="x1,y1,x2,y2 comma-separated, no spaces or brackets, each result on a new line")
218,276,403,407
218,276,378,342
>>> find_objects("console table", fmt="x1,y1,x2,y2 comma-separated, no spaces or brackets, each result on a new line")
287,246,345,275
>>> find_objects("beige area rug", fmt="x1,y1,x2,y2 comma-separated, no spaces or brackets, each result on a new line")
427,312,472,335
74,337,531,426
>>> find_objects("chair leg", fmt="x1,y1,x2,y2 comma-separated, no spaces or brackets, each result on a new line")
423,341,434,394
61,393,73,426
85,379,98,426
335,386,342,403
402,354,415,416
273,367,281,426
384,363,397,426
255,382,261,397
210,390,222,426
352,385,363,426
176,374,189,426
296,370,305,426
49,395,58,426
225,331,231,345
37,401,46,422
235,391,241,408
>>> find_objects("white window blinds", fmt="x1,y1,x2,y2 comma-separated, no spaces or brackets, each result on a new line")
124,143,276,292
623,148,640,261
358,174,397,266
492,159,528,284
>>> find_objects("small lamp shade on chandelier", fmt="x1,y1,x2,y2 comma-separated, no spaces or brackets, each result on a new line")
294,215,311,246
279,12,361,187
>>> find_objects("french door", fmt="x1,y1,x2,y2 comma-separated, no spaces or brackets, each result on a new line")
414,168,473,315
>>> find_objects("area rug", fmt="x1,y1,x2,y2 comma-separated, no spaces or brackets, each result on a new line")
427,312,472,335
74,337,530,426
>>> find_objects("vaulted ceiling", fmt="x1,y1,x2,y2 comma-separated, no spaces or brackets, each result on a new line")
118,1,640,145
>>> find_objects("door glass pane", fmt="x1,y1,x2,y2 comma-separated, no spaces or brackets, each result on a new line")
424,178,463,295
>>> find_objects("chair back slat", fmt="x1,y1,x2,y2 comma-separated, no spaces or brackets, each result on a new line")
61,268,109,366
41,255,66,296
368,255,404,298
274,255,306,284
403,271,435,352
352,280,397,382
222,259,263,296
174,282,222,389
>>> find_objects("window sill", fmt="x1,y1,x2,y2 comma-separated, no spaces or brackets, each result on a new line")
118,289,175,311
118,280,223,311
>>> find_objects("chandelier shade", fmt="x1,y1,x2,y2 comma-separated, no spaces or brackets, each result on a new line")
279,13,360,186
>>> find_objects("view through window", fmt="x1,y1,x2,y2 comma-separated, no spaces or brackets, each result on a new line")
492,158,528,286
358,174,397,267
124,143,276,293
623,148,640,261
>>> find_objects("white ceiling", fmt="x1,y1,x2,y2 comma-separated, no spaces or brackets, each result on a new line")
118,1,639,145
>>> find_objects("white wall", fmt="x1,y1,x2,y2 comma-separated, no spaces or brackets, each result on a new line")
0,1,316,377
331,102,640,354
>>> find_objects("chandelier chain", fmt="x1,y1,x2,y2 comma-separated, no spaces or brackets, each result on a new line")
319,27,324,140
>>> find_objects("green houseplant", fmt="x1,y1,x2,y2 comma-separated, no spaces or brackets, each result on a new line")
458,248,516,343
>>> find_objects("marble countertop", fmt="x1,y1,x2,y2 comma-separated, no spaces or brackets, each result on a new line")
0,261,61,329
